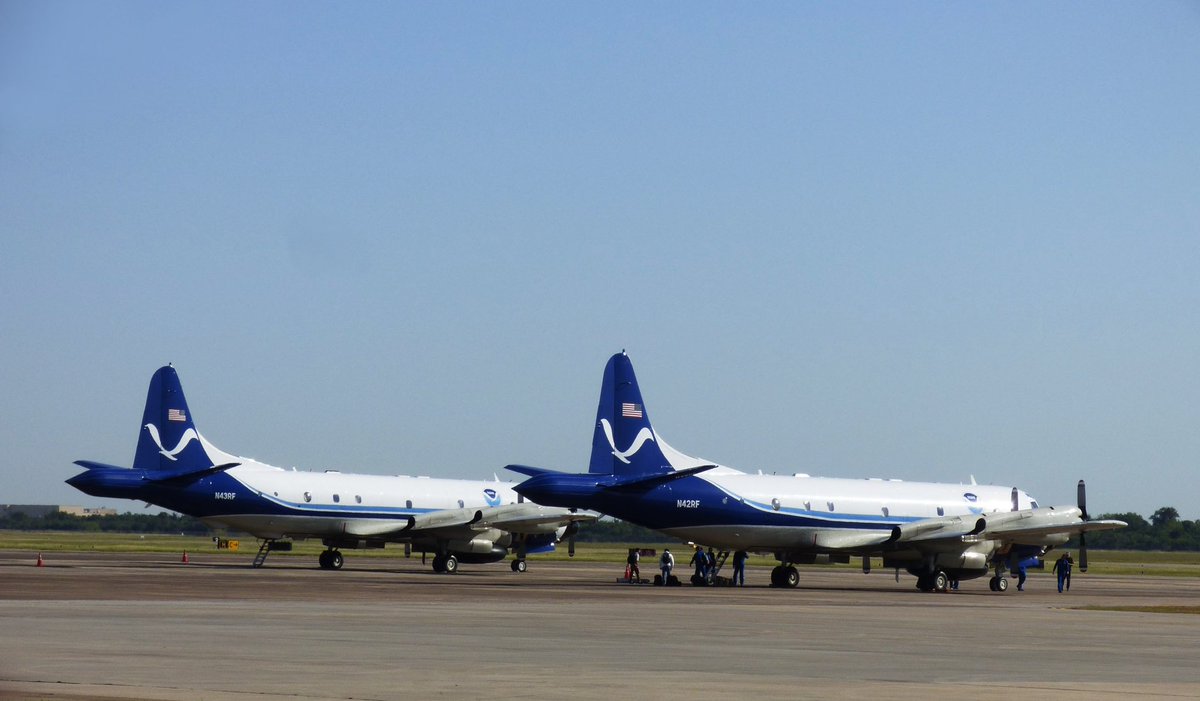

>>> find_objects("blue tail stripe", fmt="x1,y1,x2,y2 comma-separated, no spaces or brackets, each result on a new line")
133,366,214,473
588,352,673,477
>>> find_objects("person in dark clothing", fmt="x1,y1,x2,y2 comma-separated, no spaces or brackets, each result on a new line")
731,550,748,587
1052,552,1073,593
1016,563,1027,591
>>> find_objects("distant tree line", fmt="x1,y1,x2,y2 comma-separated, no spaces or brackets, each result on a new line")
1079,507,1199,551
3,507,1196,550
0,510,210,534
575,518,673,543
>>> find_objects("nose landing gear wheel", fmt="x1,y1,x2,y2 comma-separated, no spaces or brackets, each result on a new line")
510,559,527,572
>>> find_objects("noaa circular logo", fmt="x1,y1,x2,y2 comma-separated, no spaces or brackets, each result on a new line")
483,488,501,506
963,492,978,502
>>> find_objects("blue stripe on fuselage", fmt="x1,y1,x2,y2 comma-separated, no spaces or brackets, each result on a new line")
137,472,435,521
587,475,915,531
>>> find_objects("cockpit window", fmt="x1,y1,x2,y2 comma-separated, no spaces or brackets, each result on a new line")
1030,500,1039,509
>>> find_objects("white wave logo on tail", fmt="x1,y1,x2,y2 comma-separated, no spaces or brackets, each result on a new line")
144,423,200,461
600,418,656,464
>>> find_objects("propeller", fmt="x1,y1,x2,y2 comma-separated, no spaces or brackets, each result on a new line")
1011,487,1019,512
559,521,580,558
1077,480,1089,572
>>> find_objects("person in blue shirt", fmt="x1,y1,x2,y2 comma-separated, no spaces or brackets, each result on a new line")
1016,563,1027,591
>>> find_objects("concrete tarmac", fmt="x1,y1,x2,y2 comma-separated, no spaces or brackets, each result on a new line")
1,551,1198,700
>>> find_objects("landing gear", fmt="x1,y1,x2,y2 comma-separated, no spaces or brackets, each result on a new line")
770,565,800,588
318,549,343,570
989,576,1009,592
432,553,459,574
916,570,950,592
511,559,527,573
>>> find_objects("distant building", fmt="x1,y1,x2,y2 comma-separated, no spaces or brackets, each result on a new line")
1,504,117,518
57,506,118,517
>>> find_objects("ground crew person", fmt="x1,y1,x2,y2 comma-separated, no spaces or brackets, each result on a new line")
1053,552,1072,593
1016,563,1027,591
690,546,706,581
660,548,674,584
731,550,747,586
626,548,640,582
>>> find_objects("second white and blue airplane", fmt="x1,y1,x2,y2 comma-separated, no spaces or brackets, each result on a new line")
68,365,595,573
510,352,1125,592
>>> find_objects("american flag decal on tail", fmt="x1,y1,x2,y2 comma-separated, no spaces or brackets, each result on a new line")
621,403,643,419
168,408,187,422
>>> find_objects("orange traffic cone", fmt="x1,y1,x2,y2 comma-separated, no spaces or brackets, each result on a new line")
181,551,189,564
36,552,44,567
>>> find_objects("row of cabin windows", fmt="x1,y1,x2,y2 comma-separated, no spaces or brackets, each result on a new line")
769,499,946,518
295,494,467,510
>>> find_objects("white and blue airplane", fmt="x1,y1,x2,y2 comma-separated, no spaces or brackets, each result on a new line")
509,352,1125,592
68,366,595,573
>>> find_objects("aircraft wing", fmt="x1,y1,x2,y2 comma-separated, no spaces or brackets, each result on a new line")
332,507,484,540
979,509,1127,543
474,503,599,535
339,504,599,541
888,514,987,546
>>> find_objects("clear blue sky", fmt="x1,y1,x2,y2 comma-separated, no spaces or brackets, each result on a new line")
2,2,1198,518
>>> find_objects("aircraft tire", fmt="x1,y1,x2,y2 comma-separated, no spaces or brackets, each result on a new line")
318,551,330,569
329,551,343,570
783,565,800,588
443,554,459,574
988,577,998,591
996,577,1008,592
432,555,446,573
933,570,949,593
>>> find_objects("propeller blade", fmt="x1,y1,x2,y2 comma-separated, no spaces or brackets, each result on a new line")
1011,487,1019,512
1077,479,1089,520
568,535,576,558
1079,532,1088,573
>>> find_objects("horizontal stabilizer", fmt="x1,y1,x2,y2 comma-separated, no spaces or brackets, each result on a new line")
73,460,129,472
600,464,717,492
149,462,240,484
505,464,565,478
71,460,239,483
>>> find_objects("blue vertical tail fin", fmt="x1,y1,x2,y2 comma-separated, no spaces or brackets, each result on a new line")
588,352,673,477
132,366,214,473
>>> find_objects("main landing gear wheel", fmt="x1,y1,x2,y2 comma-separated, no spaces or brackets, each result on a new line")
933,570,949,593
432,555,446,573
511,559,527,573
318,550,343,570
442,554,459,574
988,576,1009,592
770,565,800,588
